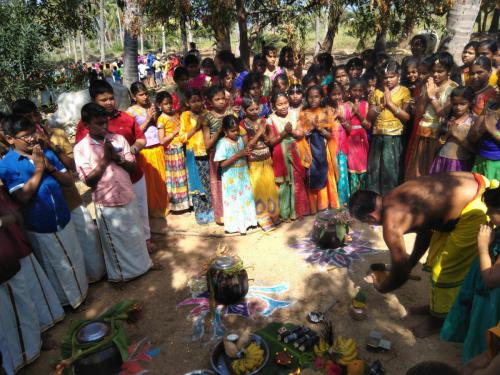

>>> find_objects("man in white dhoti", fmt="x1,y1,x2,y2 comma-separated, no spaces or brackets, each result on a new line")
74,103,153,282
0,212,41,373
0,115,88,308
0,189,65,331
12,99,106,283
0,332,14,375
73,81,154,252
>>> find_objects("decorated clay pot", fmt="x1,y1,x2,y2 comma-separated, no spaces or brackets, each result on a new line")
207,256,249,305
312,209,349,249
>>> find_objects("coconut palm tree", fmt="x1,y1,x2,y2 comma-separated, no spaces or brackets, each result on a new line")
439,0,482,63
99,0,106,61
118,0,141,89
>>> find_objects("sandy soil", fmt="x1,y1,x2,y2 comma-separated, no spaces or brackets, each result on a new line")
19,215,462,375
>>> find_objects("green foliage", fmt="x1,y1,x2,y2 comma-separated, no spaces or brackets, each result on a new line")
0,0,95,107
143,0,180,28
348,0,445,48
35,0,96,46
143,0,325,52
54,66,89,92
244,0,323,44
0,1,52,106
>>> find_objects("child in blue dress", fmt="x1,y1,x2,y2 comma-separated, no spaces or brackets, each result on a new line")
214,116,257,234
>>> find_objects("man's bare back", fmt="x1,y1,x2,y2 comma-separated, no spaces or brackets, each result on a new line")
383,172,480,235
349,172,486,338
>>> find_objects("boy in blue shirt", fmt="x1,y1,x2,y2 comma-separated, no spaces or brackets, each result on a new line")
0,115,88,309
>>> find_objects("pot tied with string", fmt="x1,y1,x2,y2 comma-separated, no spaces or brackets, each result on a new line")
207,255,249,306
311,209,353,249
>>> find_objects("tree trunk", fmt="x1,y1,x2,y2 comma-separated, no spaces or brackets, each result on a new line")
180,13,188,53
320,2,343,53
162,24,166,54
490,6,499,33
72,36,78,62
187,16,193,44
99,0,106,61
315,15,321,55
117,7,124,47
482,7,491,32
139,28,144,55
235,0,250,67
105,32,111,49
219,27,231,52
122,0,141,89
208,0,232,51
123,30,138,88
80,32,86,63
439,0,482,64
477,9,482,32
66,38,71,58
374,30,387,53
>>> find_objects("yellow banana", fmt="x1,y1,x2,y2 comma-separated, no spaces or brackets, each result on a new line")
343,339,356,354
332,336,358,365
239,360,246,373
231,342,265,374
314,338,330,356
231,360,242,375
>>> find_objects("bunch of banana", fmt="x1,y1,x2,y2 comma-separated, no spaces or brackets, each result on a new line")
313,338,330,357
332,337,358,365
231,342,265,374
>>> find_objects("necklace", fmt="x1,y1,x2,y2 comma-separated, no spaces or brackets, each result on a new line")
475,84,490,96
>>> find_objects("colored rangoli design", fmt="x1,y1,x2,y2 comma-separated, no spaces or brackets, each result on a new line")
289,232,383,270
178,283,293,342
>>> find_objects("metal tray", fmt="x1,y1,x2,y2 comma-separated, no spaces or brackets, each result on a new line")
210,334,269,375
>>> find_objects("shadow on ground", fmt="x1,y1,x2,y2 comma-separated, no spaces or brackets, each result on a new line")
20,216,461,375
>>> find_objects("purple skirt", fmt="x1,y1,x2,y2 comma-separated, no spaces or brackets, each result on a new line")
429,156,473,174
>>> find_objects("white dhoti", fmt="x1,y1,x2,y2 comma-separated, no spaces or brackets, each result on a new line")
0,271,41,373
27,220,88,309
19,254,65,332
71,205,106,282
0,325,14,375
95,198,153,282
133,175,151,241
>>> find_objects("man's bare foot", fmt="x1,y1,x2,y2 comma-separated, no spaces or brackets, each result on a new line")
146,240,156,254
40,335,59,352
111,282,126,290
460,352,491,375
41,332,58,351
150,262,163,271
410,316,444,338
74,294,94,312
408,304,430,316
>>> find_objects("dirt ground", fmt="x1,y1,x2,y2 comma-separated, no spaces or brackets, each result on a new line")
19,214,463,375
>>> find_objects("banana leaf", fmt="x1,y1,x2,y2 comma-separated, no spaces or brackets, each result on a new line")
255,322,315,375
58,299,139,374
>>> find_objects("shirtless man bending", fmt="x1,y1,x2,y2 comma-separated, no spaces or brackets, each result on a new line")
349,172,489,338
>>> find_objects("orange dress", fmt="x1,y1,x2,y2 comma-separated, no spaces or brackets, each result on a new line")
126,105,168,217
298,107,340,213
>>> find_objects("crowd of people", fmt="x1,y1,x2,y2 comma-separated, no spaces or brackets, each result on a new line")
86,43,199,89
0,33,500,374
38,45,191,108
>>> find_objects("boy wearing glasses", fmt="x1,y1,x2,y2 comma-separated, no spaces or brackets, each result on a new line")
12,99,106,283
0,115,88,309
